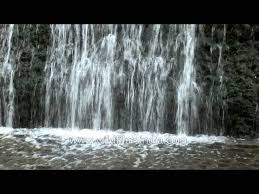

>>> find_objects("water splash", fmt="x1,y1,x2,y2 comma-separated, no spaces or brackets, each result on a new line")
0,127,227,146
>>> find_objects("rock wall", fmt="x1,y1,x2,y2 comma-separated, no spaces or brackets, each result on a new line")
196,24,259,137
12,25,50,128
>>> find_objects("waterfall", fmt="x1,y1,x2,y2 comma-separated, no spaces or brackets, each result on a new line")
0,24,227,135
44,24,200,134
44,25,117,129
0,24,229,135
0,24,15,127
175,25,199,135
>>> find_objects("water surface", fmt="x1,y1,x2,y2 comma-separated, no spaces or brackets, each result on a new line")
0,127,258,170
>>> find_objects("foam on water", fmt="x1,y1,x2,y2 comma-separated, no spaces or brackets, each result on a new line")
0,127,14,135
0,127,227,146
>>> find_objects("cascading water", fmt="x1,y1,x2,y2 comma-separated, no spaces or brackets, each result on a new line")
175,25,199,135
44,25,117,129
0,24,15,127
0,24,227,136
44,24,200,134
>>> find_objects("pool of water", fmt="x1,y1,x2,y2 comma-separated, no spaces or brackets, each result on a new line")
0,127,259,170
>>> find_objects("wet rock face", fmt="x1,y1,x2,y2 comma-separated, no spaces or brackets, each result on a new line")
196,24,259,137
195,24,226,135
223,24,259,137
12,25,50,128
